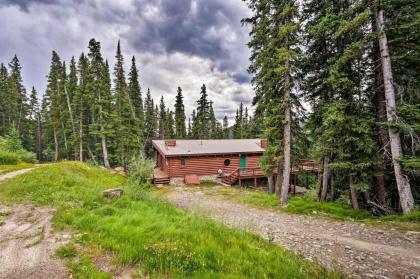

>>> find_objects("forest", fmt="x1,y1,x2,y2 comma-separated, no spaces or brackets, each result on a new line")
0,0,418,215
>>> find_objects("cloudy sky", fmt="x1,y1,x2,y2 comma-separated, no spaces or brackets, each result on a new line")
0,0,253,122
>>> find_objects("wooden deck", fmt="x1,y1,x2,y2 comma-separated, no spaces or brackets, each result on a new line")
154,160,319,185
222,160,319,186
154,168,170,184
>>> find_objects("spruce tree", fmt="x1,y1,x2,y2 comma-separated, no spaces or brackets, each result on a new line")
113,40,136,167
127,56,144,156
158,96,166,139
143,89,156,157
86,39,111,167
8,55,30,148
222,116,229,139
174,87,186,138
196,84,210,139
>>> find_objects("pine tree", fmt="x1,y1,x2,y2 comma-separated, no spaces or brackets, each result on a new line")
165,109,175,139
65,56,78,159
28,87,40,155
196,84,210,139
244,0,300,204
143,89,156,157
86,39,111,167
127,56,144,157
113,40,136,167
174,87,186,138
158,96,166,139
208,101,218,138
8,55,29,148
43,51,64,161
0,63,10,136
375,6,414,213
222,116,229,139
73,53,89,161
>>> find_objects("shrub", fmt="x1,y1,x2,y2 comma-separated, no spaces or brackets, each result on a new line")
16,150,37,164
0,150,20,164
127,157,154,188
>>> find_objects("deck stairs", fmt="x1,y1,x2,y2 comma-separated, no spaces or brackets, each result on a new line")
222,169,240,185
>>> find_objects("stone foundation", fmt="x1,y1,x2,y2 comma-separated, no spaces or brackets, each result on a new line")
170,175,222,185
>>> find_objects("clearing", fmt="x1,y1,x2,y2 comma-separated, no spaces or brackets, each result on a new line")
0,162,340,278
162,185,420,279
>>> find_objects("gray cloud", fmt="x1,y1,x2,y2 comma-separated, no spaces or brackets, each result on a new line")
0,0,55,11
0,0,253,121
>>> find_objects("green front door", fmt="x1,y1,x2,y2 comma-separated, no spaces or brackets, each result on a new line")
240,155,247,169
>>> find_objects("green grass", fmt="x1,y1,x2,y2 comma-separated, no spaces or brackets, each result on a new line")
0,161,342,278
0,162,33,175
188,185,420,230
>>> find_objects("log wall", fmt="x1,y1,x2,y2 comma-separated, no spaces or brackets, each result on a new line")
166,154,262,177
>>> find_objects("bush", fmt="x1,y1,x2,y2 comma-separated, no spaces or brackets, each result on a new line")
16,150,37,164
127,157,154,188
0,130,37,165
0,150,20,164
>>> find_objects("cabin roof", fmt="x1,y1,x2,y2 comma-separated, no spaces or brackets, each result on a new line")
152,139,266,157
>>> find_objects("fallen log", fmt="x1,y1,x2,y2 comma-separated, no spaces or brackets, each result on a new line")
367,200,394,216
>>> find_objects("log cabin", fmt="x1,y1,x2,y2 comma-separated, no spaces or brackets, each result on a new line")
152,138,270,185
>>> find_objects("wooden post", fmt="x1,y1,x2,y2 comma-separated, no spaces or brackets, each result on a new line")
239,178,242,187
254,177,257,188
294,174,296,196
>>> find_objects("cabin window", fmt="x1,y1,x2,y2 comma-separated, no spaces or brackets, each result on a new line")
224,159,231,166
180,158,186,168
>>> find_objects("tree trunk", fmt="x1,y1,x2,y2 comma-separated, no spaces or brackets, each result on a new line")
100,132,110,168
268,174,274,194
275,162,282,195
372,14,388,205
98,93,110,168
280,57,291,206
79,112,83,162
53,127,59,162
64,85,77,159
350,176,359,209
61,122,68,152
36,114,42,161
319,154,331,201
376,8,414,213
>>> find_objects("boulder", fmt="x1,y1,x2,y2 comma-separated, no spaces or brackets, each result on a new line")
114,167,126,176
102,188,124,198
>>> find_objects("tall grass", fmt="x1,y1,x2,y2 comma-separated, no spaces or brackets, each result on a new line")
0,162,342,278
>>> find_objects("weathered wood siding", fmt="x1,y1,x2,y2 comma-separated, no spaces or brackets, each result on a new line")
167,154,262,177
157,152,169,174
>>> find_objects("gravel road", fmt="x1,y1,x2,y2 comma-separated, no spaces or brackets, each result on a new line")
165,186,420,279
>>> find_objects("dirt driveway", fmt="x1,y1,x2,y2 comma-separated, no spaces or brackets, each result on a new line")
0,168,69,279
164,186,420,279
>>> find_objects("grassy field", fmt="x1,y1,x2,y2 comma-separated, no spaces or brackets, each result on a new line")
0,162,342,278
185,184,420,230
0,162,33,175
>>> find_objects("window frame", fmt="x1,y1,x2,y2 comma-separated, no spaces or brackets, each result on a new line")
180,158,186,168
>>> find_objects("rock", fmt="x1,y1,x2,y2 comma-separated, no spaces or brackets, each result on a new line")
102,188,124,198
114,167,126,176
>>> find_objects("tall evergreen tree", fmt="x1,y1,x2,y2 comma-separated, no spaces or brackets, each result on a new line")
113,40,136,167
174,87,186,138
158,96,166,139
127,56,144,157
8,55,29,148
86,39,111,167
143,89,156,157
195,84,210,139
